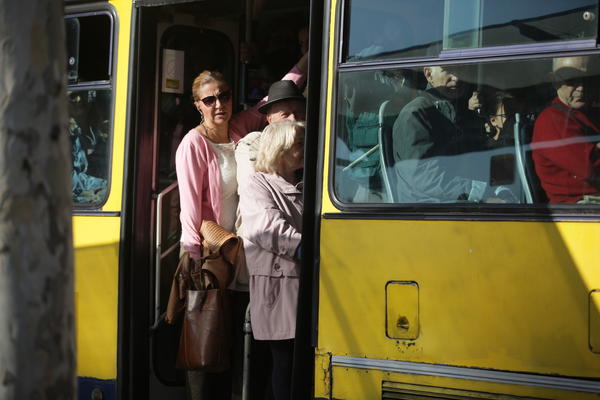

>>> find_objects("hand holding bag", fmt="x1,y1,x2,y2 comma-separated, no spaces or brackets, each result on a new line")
173,221,242,372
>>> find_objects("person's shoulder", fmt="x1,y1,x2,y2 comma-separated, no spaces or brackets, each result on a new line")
177,128,212,160
401,94,432,114
395,95,430,126
535,100,565,125
240,172,270,196
249,171,269,184
237,130,262,146
179,128,204,146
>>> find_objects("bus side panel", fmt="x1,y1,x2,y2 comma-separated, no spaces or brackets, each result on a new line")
73,216,120,397
317,218,600,398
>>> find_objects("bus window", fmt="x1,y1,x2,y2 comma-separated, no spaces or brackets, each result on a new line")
334,55,600,205
345,0,598,62
66,13,113,207
68,89,111,204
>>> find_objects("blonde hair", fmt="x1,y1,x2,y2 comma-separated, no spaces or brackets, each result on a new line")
255,121,305,174
192,70,227,101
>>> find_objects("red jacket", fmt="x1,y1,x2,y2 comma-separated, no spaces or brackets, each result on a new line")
532,97,600,203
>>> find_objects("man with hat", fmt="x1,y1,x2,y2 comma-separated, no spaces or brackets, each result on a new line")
235,79,306,188
532,56,600,203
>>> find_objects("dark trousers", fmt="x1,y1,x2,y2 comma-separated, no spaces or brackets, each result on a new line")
266,339,294,400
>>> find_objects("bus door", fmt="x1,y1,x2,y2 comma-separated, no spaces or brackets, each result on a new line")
130,3,238,397
316,0,600,399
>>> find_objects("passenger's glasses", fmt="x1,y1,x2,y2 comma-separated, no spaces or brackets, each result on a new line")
200,90,232,107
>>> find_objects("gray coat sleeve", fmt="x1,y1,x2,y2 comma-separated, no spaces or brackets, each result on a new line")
392,100,482,202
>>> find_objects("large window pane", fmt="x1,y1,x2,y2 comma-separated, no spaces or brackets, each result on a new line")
345,0,598,62
66,14,112,83
334,55,600,205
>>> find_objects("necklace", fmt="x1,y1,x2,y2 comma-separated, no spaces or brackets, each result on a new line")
200,123,229,144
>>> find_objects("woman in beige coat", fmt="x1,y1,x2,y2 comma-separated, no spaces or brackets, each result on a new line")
238,121,304,400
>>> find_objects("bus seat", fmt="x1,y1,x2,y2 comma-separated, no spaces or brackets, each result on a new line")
378,99,404,202
513,112,548,204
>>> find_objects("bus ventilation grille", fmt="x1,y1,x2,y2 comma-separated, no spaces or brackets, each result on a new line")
382,381,545,400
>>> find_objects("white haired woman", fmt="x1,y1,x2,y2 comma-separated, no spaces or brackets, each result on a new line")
238,121,305,400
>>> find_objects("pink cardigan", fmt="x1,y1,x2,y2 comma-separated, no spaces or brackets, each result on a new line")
176,66,306,260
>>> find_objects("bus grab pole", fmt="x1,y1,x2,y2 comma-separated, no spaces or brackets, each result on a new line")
242,303,252,400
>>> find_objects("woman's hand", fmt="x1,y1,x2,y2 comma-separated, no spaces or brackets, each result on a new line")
468,91,481,112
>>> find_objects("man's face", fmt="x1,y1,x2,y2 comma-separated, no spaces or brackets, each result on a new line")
266,99,306,123
424,66,464,99
557,79,587,109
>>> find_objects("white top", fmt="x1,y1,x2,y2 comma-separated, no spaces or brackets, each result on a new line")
207,140,238,233
234,130,262,194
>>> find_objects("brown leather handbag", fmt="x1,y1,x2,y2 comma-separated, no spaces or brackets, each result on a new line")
167,221,242,372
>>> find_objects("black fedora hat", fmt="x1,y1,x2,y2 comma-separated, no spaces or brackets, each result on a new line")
258,80,305,114
553,66,588,82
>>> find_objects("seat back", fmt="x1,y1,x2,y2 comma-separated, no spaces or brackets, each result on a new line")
513,113,548,203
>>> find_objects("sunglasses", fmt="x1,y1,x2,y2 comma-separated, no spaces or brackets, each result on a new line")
199,90,232,107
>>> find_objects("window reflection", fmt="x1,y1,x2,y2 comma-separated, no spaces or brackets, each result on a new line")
68,89,110,205
345,0,598,62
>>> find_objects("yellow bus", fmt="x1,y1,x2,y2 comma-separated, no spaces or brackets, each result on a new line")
66,0,600,399
314,0,600,399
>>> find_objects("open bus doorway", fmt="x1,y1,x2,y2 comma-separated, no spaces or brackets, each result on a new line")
128,1,312,399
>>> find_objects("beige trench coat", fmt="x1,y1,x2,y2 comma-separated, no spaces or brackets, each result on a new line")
238,172,302,340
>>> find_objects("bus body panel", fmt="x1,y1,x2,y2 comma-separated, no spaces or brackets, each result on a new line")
318,218,600,377
74,216,120,380
316,1,600,397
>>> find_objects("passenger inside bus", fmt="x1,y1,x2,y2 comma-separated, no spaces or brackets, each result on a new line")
478,90,522,145
68,91,108,204
532,55,600,204
391,65,511,203
235,79,306,192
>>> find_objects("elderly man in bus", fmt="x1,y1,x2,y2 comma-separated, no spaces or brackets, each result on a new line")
531,56,600,204
235,79,306,190
391,65,510,203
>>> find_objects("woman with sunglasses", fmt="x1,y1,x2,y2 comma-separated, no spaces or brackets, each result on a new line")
175,54,306,400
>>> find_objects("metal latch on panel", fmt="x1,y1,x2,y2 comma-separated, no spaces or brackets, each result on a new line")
386,281,419,340
590,290,600,353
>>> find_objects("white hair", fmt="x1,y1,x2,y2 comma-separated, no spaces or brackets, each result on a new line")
255,121,305,174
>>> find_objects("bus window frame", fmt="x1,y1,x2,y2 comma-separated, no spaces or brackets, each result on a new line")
328,0,600,219
65,5,118,211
